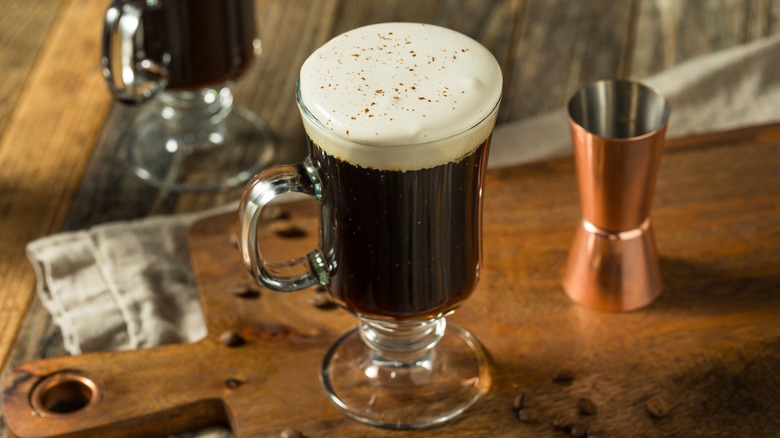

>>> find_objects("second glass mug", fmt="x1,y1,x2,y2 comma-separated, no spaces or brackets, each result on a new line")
238,23,502,429
102,0,275,191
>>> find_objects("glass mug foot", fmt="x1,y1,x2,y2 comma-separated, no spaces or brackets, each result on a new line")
126,86,275,192
321,318,491,429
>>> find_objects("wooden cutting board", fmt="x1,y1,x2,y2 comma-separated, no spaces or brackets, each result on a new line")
4,124,780,437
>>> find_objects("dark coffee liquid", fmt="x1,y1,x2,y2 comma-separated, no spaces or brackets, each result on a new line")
311,138,491,320
141,0,256,90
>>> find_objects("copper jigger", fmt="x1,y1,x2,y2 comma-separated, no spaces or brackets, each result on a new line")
562,79,670,311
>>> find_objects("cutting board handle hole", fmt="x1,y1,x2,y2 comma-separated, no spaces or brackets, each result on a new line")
30,371,102,417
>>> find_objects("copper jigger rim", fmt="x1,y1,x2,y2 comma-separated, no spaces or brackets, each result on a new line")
566,79,671,143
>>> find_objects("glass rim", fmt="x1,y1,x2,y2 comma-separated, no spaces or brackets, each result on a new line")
567,79,671,141
295,77,502,151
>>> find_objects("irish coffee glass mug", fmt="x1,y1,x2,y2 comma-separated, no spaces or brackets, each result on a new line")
102,0,274,191
238,23,502,429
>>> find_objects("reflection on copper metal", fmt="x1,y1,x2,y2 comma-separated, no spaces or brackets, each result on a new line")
562,79,670,312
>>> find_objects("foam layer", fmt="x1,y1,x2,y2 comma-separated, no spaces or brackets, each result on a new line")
297,22,502,170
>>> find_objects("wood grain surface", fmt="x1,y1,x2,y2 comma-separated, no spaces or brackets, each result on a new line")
0,0,113,376
3,0,780,436
4,123,780,437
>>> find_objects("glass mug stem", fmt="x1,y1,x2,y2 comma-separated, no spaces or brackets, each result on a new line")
359,316,446,366
159,86,234,128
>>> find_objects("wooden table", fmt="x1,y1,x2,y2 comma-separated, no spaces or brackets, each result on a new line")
2,1,779,436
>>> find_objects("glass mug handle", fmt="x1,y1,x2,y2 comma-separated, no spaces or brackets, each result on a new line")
238,160,330,292
101,1,167,104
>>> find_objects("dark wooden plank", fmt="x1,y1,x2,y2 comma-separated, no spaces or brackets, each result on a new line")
0,0,114,375
500,0,637,122
0,0,64,136
745,0,780,39
631,0,780,77
0,0,116,427
0,0,76,367
331,0,439,34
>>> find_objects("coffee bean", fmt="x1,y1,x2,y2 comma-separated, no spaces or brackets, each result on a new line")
231,283,261,299
578,397,598,416
570,421,589,437
220,330,246,347
229,232,239,248
552,368,575,383
646,395,670,418
224,378,242,389
552,413,576,431
512,392,529,410
315,285,327,293
311,293,338,310
280,429,306,438
517,407,539,423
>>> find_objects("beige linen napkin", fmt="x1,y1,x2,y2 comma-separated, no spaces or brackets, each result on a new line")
25,34,780,436
26,206,238,355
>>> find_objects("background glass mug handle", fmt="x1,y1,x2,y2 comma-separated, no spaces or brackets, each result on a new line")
238,159,330,292
101,0,167,104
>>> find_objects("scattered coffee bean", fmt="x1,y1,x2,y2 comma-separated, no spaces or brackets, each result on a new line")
270,220,308,238
315,285,327,293
224,378,242,389
280,429,306,438
578,397,598,416
646,395,670,418
587,422,606,437
552,413,576,431
229,232,239,248
220,330,246,347
570,421,589,437
517,407,539,423
311,293,338,310
552,368,575,383
231,283,261,299
512,392,529,410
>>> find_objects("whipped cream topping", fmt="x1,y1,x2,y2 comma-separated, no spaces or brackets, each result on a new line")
298,22,502,170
